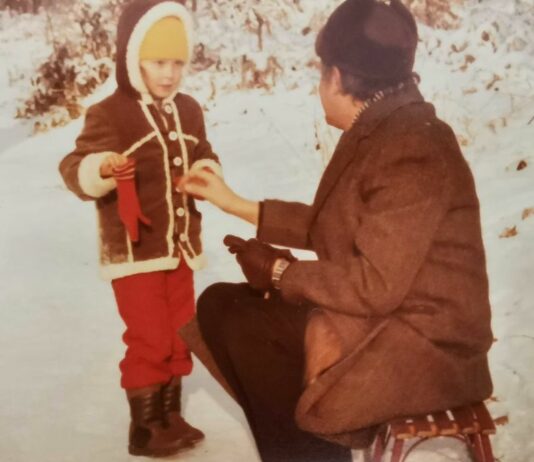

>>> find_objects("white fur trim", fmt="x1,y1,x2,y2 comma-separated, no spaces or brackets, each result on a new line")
126,2,194,100
190,158,223,178
179,245,207,271
100,256,180,281
123,132,157,157
139,101,176,258
183,134,199,145
78,152,117,198
170,101,199,258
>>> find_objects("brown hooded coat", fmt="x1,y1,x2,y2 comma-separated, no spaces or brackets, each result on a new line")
59,1,221,280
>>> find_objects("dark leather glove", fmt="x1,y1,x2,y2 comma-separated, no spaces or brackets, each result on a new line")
223,235,296,291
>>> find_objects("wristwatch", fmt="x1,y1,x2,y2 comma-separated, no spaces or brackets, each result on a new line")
271,258,291,290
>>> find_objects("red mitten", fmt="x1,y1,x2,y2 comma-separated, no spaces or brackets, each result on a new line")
113,159,151,243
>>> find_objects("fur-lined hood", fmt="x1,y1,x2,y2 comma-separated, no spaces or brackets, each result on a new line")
115,0,194,103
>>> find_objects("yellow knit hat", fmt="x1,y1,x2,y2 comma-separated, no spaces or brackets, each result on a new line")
139,16,189,62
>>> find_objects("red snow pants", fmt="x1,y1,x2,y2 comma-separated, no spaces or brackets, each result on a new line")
111,259,195,390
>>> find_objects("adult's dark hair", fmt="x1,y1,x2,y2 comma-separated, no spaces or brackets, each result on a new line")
316,0,418,100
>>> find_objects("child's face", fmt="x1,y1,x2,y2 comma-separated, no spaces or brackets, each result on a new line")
140,60,184,99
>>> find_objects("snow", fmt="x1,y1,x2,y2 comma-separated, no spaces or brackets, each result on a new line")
1,1,534,461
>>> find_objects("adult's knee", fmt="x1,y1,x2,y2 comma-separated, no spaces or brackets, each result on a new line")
219,301,269,354
197,283,246,335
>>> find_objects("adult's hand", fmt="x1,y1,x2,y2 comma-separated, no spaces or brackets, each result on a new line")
177,166,214,201
223,235,296,291
178,169,236,209
179,171,260,226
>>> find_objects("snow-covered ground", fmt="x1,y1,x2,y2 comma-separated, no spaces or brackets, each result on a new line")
1,1,534,461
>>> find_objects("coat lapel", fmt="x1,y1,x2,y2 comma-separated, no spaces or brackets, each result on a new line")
309,84,425,225
309,126,366,224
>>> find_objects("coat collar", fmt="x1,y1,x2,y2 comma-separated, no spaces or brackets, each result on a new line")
309,83,425,225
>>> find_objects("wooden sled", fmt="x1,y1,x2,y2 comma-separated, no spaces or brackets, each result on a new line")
372,402,498,462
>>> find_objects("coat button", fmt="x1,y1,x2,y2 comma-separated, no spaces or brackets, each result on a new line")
176,208,185,217
179,233,187,242
164,104,173,114
169,131,178,141
173,157,183,167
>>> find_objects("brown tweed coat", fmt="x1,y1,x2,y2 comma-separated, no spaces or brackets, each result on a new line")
183,83,493,446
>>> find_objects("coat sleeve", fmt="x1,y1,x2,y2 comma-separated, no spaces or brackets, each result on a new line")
58,104,120,201
257,199,313,250
279,134,451,317
189,104,223,178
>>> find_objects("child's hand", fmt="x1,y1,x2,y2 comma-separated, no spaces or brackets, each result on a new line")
100,153,128,178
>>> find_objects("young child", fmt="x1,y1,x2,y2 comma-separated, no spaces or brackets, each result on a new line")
59,0,222,457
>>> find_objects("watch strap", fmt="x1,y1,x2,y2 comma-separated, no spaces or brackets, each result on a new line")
272,258,291,290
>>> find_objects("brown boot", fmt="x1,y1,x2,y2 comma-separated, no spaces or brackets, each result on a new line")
162,377,205,445
126,385,192,457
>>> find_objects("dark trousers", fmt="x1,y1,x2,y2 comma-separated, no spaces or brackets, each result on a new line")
196,283,353,462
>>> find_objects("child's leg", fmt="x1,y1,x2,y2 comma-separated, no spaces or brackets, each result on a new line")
163,258,205,443
112,271,197,454
165,258,195,377
112,271,173,389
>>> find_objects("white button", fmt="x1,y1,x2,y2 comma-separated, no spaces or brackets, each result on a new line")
164,104,173,114
176,208,185,217
169,131,178,141
173,157,183,167
179,233,187,242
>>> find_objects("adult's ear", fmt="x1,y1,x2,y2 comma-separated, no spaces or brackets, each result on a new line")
331,66,344,95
